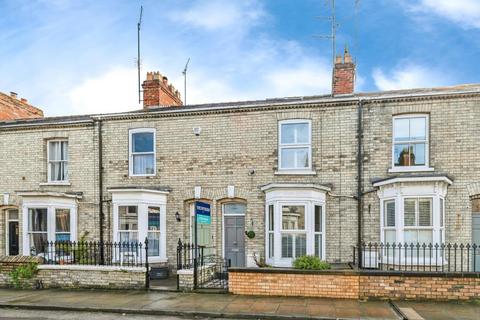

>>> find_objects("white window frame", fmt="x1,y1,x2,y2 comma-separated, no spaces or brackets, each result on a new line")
117,205,139,243
47,139,69,183
279,202,307,259
390,114,432,173
129,128,156,177
278,119,312,173
262,184,328,267
376,177,451,265
21,198,77,256
111,189,168,263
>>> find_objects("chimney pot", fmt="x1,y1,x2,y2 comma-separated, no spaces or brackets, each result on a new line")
10,92,17,99
162,76,168,85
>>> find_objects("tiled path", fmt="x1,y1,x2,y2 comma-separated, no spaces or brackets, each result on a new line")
0,289,478,319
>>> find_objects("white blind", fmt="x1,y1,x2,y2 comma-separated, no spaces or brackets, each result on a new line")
384,201,395,227
418,199,432,226
404,199,416,226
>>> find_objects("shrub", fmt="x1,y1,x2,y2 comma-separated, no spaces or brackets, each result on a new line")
293,255,330,270
9,262,38,289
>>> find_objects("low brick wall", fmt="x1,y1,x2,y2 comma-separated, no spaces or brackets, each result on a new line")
360,272,480,301
229,268,480,301
229,268,359,299
0,256,146,290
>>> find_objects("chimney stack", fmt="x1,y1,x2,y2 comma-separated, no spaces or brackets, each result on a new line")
142,71,183,109
332,48,355,96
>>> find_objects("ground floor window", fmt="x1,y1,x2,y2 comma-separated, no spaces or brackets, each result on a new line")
374,176,451,265
21,202,77,256
113,203,166,261
262,183,328,267
110,188,168,263
380,196,444,246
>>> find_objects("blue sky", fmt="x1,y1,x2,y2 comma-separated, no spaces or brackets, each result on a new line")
1,0,479,116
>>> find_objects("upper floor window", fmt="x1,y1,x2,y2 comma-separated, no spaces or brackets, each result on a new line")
392,115,428,169
48,140,68,182
278,120,311,171
129,128,156,176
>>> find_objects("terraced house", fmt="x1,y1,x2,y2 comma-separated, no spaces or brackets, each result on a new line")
1,51,479,274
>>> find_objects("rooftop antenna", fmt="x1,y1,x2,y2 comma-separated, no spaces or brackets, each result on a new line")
182,58,190,105
137,5,143,104
314,0,338,67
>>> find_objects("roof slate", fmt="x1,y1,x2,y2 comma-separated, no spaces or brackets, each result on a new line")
1,83,480,128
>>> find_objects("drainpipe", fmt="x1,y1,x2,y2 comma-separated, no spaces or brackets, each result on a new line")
357,99,363,267
97,119,104,264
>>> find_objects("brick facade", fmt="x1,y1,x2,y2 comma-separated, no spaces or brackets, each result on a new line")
0,84,479,271
0,91,43,120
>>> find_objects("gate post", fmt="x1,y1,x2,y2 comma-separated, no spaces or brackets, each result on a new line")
193,257,198,290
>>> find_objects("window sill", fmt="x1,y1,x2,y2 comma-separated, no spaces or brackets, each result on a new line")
274,170,317,176
388,167,434,173
40,182,71,186
149,257,168,264
129,174,156,177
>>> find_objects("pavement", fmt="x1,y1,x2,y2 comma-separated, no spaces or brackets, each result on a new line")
0,289,477,320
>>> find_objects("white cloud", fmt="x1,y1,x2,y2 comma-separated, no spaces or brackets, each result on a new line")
168,0,265,32
403,0,480,29
68,67,141,115
6,0,337,116
372,64,450,91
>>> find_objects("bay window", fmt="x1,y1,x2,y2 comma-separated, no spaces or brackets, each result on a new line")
129,128,156,176
278,120,312,171
111,189,168,263
262,183,329,267
20,194,78,256
375,176,452,263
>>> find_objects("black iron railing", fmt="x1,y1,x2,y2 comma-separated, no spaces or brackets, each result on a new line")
32,240,149,268
176,239,229,290
176,239,209,270
354,242,480,273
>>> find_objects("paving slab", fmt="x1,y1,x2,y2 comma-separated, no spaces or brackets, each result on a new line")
395,301,480,320
0,288,399,319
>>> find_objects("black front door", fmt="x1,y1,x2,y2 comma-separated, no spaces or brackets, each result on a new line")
8,221,19,256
